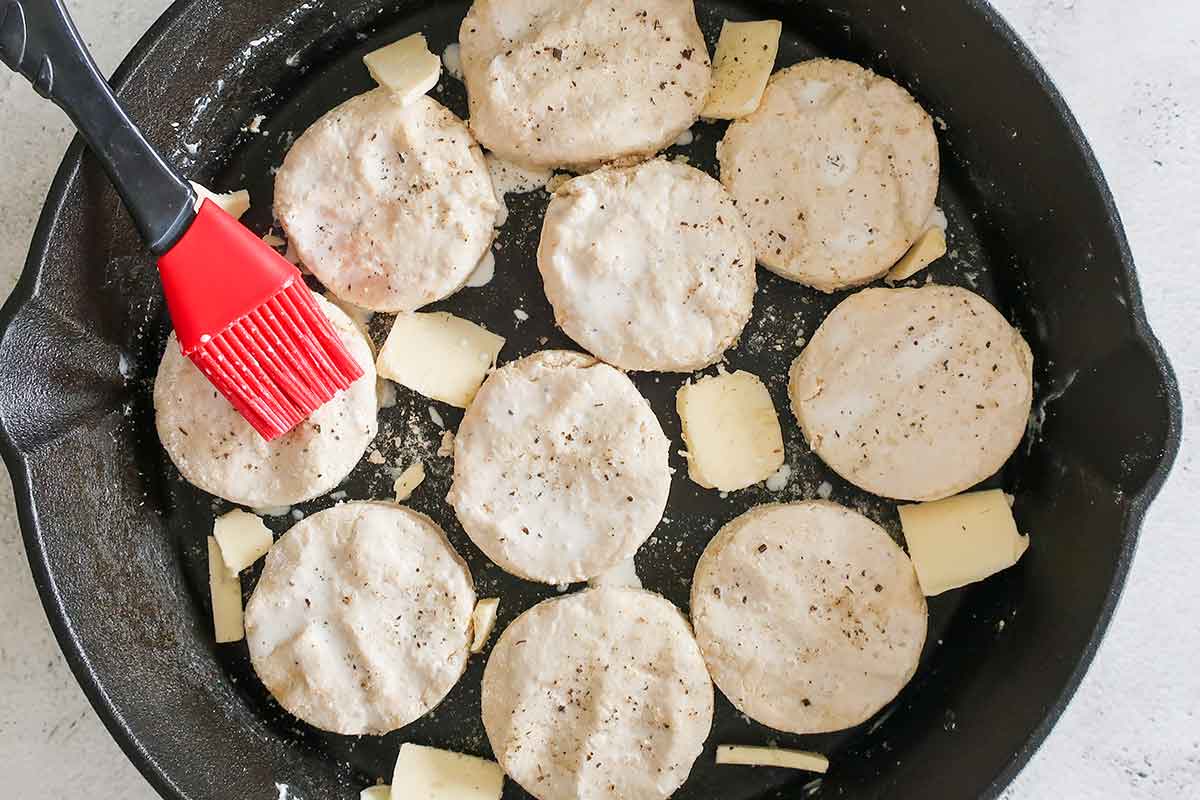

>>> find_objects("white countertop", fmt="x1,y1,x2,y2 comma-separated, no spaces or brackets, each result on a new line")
0,1,1196,797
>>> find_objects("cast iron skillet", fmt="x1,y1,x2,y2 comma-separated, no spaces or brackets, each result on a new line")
0,1,1181,798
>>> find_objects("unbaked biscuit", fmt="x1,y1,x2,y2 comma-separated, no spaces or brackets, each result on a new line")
245,502,475,735
448,351,670,583
275,90,498,312
538,160,756,371
718,59,939,291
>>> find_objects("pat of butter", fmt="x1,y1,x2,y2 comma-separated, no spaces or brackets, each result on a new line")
212,509,273,574
470,598,500,653
716,745,829,773
677,370,785,492
364,33,441,106
207,536,244,643
702,20,782,120
189,181,250,220
376,312,505,408
437,430,456,458
886,226,947,283
898,489,1030,596
391,743,504,800
360,786,390,800
393,461,426,502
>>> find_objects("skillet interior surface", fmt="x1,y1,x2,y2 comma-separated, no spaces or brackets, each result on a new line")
0,1,1181,799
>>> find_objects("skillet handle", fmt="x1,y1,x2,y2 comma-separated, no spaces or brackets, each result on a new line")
0,0,195,254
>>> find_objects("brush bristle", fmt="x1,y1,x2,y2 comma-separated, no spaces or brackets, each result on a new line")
186,282,365,440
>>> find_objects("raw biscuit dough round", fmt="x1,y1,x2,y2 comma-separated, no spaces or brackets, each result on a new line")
538,159,756,371
447,350,670,583
789,285,1034,501
482,587,713,800
154,293,377,508
717,58,940,292
274,90,498,312
691,501,927,734
459,0,710,169
245,502,475,735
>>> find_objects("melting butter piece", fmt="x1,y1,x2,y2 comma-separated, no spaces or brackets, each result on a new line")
360,787,390,800
364,33,441,106
393,461,426,502
716,745,829,773
212,509,273,573
677,370,784,492
702,20,782,119
377,312,505,408
898,488,1030,596
189,181,250,220
886,226,948,283
470,598,500,653
391,743,504,800
207,536,244,643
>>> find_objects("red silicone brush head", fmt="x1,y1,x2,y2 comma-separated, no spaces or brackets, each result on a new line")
157,200,364,440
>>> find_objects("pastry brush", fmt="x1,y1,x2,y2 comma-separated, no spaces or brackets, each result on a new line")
0,0,363,440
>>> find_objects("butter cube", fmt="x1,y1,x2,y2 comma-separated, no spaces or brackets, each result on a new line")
677,370,785,492
189,181,250,220
886,226,947,283
391,743,504,800
364,33,441,106
212,509,273,574
702,20,782,120
898,489,1030,596
376,312,505,408
360,787,390,800
716,745,829,773
470,598,500,653
393,461,426,502
207,536,244,643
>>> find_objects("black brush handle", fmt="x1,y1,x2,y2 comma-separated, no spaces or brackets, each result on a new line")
0,0,195,254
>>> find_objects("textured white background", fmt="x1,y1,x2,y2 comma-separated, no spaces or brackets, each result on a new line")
0,1,1196,797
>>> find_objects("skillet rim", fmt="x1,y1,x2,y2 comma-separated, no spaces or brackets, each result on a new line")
0,1,1182,798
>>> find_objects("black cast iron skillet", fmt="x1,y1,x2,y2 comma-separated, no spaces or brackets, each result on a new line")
0,1,1181,798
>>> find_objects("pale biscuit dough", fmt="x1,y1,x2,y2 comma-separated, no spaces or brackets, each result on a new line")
718,59,939,291
789,285,1034,501
459,0,710,169
538,160,756,371
154,293,377,508
482,587,713,800
448,351,670,583
245,502,475,735
275,90,498,312
691,501,927,734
